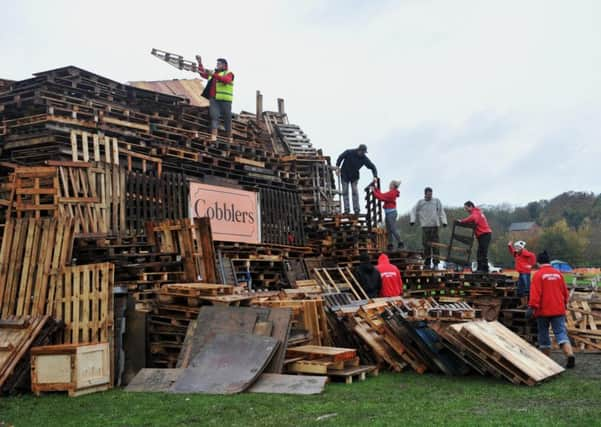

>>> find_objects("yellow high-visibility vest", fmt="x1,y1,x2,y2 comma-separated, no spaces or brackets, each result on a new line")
215,70,234,102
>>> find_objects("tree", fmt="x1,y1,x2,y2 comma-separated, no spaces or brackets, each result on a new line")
537,219,588,266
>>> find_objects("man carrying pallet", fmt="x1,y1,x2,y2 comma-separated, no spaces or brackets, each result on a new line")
336,144,378,214
410,187,448,269
508,240,536,307
527,250,575,368
457,201,492,273
196,56,234,142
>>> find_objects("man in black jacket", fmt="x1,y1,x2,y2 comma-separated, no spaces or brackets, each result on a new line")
336,144,378,214
354,252,381,298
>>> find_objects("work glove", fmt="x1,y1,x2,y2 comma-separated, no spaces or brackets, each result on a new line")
443,223,448,228
410,222,415,226
525,307,534,319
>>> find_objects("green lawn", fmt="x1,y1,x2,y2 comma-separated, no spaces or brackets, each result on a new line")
2,370,600,427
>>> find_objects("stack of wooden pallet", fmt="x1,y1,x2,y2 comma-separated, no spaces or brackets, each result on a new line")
0,66,341,247
215,242,313,289
280,154,338,219
304,214,379,261
566,289,601,351
440,321,564,385
285,345,377,384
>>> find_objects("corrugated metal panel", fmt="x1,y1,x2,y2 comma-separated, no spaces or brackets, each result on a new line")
128,79,209,107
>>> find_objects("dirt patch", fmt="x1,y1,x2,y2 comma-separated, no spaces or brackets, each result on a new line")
551,351,601,379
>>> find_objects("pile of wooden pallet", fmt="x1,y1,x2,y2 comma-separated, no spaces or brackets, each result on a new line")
285,345,377,384
304,214,379,261
438,321,564,385
566,288,601,351
215,242,314,289
0,66,338,246
326,297,563,385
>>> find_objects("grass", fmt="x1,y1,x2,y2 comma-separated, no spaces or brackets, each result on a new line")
1,370,600,427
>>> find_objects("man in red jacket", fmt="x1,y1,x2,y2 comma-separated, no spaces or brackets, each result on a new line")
371,179,402,251
527,251,575,368
458,201,492,273
508,240,537,306
376,253,403,297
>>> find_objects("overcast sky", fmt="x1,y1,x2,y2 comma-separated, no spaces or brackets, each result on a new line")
2,0,600,212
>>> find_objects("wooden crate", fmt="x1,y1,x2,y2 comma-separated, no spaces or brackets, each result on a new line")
31,342,111,396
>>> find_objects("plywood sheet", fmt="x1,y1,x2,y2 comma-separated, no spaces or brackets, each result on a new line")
125,368,183,392
171,333,278,394
247,373,326,395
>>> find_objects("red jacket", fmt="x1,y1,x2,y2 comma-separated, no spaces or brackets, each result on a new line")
198,67,234,98
373,188,399,210
508,246,536,273
376,254,403,297
459,207,492,237
529,265,568,317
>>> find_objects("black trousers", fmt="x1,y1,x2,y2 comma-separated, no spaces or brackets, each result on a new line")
422,226,440,266
477,232,492,272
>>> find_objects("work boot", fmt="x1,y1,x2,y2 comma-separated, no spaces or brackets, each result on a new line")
210,128,218,142
566,355,575,369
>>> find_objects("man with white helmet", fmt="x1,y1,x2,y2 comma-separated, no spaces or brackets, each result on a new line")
508,240,537,306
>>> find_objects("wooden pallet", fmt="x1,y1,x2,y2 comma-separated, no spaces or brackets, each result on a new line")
146,218,218,283
449,321,564,385
255,299,330,346
327,365,378,384
0,218,74,317
53,263,114,345
0,315,51,390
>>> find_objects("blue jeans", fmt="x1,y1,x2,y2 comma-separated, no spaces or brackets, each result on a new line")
517,273,531,297
384,209,402,248
536,315,569,349
341,179,359,213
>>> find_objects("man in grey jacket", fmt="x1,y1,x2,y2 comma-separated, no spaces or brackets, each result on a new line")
410,187,448,269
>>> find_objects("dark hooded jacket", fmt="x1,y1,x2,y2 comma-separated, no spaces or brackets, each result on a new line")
354,259,382,298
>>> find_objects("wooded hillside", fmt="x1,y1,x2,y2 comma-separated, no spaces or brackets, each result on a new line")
397,191,601,267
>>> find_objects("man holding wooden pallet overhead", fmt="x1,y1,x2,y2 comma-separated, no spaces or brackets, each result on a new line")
196,55,234,142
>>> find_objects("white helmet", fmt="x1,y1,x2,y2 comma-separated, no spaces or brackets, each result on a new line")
513,240,526,251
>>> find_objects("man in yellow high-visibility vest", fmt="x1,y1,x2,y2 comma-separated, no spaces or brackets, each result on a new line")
196,56,234,141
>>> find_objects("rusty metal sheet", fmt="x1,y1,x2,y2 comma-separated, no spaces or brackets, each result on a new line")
170,333,278,394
